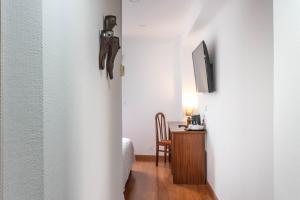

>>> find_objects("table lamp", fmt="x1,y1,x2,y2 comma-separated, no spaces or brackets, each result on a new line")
185,107,194,125
182,92,198,125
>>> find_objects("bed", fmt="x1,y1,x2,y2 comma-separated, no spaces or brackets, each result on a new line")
122,137,135,191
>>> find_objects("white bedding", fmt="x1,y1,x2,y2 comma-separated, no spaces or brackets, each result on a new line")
122,137,135,191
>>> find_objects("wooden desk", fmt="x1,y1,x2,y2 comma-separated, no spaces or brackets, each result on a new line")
168,121,206,185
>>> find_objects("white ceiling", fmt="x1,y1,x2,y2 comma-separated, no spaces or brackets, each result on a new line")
122,0,197,39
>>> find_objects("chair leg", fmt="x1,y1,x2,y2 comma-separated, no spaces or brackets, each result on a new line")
164,146,167,163
156,145,159,166
169,146,171,162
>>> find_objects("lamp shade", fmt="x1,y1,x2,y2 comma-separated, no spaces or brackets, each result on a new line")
185,107,194,116
183,92,197,117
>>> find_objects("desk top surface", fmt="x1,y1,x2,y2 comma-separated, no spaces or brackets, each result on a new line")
168,121,206,134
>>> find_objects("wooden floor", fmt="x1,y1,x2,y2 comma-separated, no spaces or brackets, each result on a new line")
124,158,216,200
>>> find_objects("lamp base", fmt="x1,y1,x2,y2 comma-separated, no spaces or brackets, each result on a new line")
186,116,192,125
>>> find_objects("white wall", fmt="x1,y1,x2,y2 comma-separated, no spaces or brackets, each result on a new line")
182,0,274,199
1,0,43,200
122,37,183,155
43,0,122,200
274,0,300,199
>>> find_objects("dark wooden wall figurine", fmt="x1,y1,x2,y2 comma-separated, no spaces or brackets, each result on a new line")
99,15,121,79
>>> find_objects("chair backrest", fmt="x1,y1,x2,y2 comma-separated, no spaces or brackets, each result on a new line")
155,112,167,142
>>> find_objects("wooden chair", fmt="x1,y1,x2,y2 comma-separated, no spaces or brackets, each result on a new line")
155,112,171,166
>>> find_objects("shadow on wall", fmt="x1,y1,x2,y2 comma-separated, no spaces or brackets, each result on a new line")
191,0,228,32
206,140,216,187
209,38,218,92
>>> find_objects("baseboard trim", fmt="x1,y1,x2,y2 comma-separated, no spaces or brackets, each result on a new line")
207,181,219,200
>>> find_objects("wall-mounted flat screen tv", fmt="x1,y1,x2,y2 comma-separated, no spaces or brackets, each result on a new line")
192,41,215,93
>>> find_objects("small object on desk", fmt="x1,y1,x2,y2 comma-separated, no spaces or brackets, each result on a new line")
191,114,201,125
178,124,187,128
202,115,206,129
186,124,205,131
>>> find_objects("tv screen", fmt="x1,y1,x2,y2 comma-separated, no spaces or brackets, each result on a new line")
192,41,215,93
